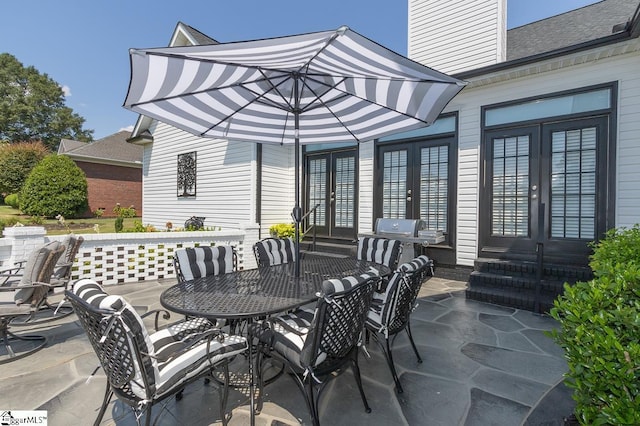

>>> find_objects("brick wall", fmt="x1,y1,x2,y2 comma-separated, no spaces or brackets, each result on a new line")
76,161,142,217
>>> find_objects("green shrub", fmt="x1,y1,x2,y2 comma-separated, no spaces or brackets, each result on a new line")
550,225,640,425
115,217,124,233
28,215,45,225
19,154,88,218
126,220,156,233
0,141,49,195
4,193,19,209
113,203,137,218
269,223,296,239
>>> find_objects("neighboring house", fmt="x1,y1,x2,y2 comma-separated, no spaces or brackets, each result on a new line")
58,130,143,217
129,2,640,308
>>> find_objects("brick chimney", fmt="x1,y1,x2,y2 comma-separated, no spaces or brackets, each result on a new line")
408,0,507,74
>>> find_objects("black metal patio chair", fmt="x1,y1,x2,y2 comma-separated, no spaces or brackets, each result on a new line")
252,272,380,426
65,278,248,426
365,255,431,393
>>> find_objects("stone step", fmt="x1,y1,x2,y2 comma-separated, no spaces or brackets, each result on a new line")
465,286,558,313
474,258,593,282
468,271,566,294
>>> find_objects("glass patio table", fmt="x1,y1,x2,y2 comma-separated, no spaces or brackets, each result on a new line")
159,253,389,425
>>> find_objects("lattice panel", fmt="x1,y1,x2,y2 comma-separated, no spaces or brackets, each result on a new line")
71,234,246,286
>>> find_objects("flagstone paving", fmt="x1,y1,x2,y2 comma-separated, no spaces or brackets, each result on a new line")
0,276,575,425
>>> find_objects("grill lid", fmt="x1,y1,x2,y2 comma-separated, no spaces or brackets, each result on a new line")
375,218,427,237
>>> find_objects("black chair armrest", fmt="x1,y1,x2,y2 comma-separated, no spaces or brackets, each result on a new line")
140,308,172,331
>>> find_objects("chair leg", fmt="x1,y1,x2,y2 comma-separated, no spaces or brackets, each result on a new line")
305,378,320,426
143,403,152,426
406,322,423,363
255,347,265,414
351,353,371,413
370,332,404,394
219,362,230,426
384,338,404,393
0,324,47,364
93,383,113,426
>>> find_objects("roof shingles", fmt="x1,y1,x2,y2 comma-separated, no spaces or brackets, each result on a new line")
507,0,640,60
60,130,142,165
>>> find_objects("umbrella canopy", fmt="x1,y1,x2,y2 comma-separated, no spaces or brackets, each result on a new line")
123,26,466,275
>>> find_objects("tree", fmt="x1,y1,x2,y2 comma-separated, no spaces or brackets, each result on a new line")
0,53,93,150
20,154,88,218
0,141,49,195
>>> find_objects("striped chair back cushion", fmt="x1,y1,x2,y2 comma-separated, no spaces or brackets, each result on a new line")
174,246,235,281
321,272,379,296
72,279,156,399
254,238,296,267
356,237,402,269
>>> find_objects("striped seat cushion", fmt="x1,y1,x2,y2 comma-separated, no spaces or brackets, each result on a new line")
150,318,248,396
175,246,235,281
356,237,402,269
253,238,296,266
253,307,316,370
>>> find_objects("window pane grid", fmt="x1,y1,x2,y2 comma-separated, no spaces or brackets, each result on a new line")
550,128,596,239
335,156,355,227
491,136,529,237
420,145,448,230
382,150,407,219
308,158,327,225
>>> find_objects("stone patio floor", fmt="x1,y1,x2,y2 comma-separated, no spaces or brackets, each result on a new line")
0,276,575,425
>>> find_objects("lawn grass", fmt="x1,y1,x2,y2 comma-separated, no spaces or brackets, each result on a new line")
0,205,139,235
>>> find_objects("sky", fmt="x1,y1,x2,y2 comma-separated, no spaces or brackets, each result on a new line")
1,0,600,141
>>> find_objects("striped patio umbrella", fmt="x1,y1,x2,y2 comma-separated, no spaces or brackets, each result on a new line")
123,26,466,275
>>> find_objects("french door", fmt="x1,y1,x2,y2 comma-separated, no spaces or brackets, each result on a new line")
376,138,453,236
480,117,608,264
305,150,357,239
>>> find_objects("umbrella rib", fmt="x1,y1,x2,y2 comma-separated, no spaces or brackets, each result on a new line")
298,77,360,142
255,68,295,112
201,79,292,136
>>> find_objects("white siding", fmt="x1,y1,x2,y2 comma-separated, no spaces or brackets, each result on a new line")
443,38,640,266
408,0,506,74
260,144,295,238
141,122,256,230
358,141,375,234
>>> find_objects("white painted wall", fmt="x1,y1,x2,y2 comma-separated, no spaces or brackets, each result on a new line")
357,140,376,234
260,144,295,238
141,122,257,231
408,0,507,74
443,38,640,266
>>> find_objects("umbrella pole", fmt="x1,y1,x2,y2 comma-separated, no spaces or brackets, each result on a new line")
293,76,301,277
